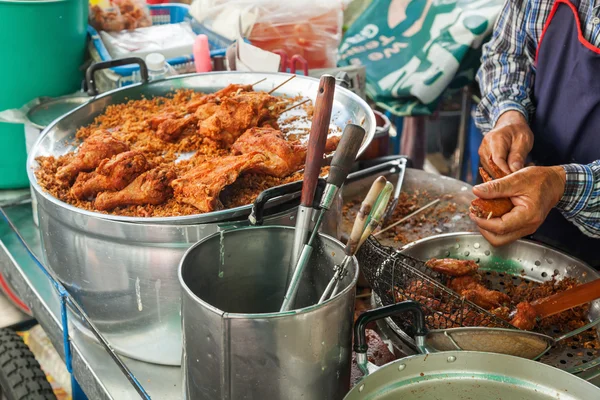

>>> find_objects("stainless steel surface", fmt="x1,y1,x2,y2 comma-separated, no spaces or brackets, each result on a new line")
26,94,90,130
381,158,406,225
290,205,313,276
1,205,600,399
37,195,320,366
28,72,376,225
342,168,476,248
27,72,371,365
0,204,182,399
180,226,358,400
394,232,600,374
425,327,553,360
345,351,600,400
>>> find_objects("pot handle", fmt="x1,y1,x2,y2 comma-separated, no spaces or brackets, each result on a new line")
354,301,427,376
346,156,411,184
249,178,326,225
85,57,149,96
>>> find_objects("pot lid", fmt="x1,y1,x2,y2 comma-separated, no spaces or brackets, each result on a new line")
27,95,89,129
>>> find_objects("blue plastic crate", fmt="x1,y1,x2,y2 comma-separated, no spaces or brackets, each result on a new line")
88,3,228,77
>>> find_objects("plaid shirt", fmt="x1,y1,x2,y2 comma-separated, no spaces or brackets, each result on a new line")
557,162,600,237
476,0,600,237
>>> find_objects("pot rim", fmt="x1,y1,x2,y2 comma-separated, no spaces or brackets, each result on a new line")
27,71,375,225
178,225,359,318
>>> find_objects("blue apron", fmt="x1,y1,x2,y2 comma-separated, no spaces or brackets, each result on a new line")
530,0,600,267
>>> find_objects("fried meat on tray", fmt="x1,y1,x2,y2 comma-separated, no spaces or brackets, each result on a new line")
71,151,150,200
56,130,129,183
186,83,253,113
171,152,267,213
425,258,479,277
95,167,177,211
232,127,341,178
199,92,285,147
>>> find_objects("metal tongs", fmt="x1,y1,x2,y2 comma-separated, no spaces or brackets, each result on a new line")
319,177,394,303
280,123,367,312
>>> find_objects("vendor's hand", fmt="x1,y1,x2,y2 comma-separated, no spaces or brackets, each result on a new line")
469,166,566,247
479,111,534,175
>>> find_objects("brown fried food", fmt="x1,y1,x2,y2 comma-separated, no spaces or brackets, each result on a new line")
95,167,176,211
232,127,341,178
71,151,150,200
461,288,511,310
156,114,197,142
470,157,514,219
195,102,220,122
199,92,283,147
149,112,177,130
448,275,482,292
510,302,537,330
56,130,129,183
425,258,479,277
490,306,511,321
171,152,267,213
186,84,253,112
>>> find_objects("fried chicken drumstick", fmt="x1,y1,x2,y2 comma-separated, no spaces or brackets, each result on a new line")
186,83,253,113
232,127,341,178
470,156,514,219
95,167,176,211
171,152,267,213
56,130,129,183
71,151,150,200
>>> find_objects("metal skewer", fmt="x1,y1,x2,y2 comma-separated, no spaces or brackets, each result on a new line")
374,198,440,237
250,77,267,87
280,124,366,312
319,180,394,303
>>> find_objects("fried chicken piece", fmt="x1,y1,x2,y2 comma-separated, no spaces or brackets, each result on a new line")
425,258,479,277
510,302,537,330
195,102,220,122
149,112,177,130
171,152,267,213
199,92,284,147
95,167,176,211
56,130,129,183
461,288,511,310
470,157,514,219
156,114,198,142
71,151,150,200
232,127,341,178
186,84,253,113
490,306,511,321
448,274,482,292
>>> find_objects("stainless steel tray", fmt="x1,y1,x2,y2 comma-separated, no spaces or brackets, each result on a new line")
377,232,600,376
28,72,376,224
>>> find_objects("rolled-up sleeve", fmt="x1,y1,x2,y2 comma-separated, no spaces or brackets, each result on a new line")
556,161,600,238
475,0,536,132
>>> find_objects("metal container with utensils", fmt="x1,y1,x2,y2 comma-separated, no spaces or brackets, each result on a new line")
179,226,358,400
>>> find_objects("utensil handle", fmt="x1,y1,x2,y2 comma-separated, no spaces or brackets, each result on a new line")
532,278,600,319
300,75,336,207
85,57,149,96
353,301,426,353
327,124,366,188
346,176,387,255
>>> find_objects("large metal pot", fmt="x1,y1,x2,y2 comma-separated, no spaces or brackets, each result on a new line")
28,72,376,366
179,226,358,400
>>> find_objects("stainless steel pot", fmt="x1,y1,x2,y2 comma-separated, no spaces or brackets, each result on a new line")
179,226,358,400
345,351,600,399
28,72,375,366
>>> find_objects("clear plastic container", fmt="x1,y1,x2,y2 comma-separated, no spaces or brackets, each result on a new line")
145,52,178,81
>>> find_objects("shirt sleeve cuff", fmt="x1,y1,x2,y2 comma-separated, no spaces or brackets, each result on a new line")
490,101,529,130
556,163,594,218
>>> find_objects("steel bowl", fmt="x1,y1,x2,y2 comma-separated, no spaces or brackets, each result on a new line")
27,72,375,365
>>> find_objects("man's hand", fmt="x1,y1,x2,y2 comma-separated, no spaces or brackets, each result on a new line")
469,166,566,246
479,111,534,175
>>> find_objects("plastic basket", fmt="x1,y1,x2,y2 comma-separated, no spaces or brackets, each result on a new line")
88,3,228,79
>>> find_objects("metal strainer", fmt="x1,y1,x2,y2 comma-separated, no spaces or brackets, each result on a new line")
357,233,600,374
